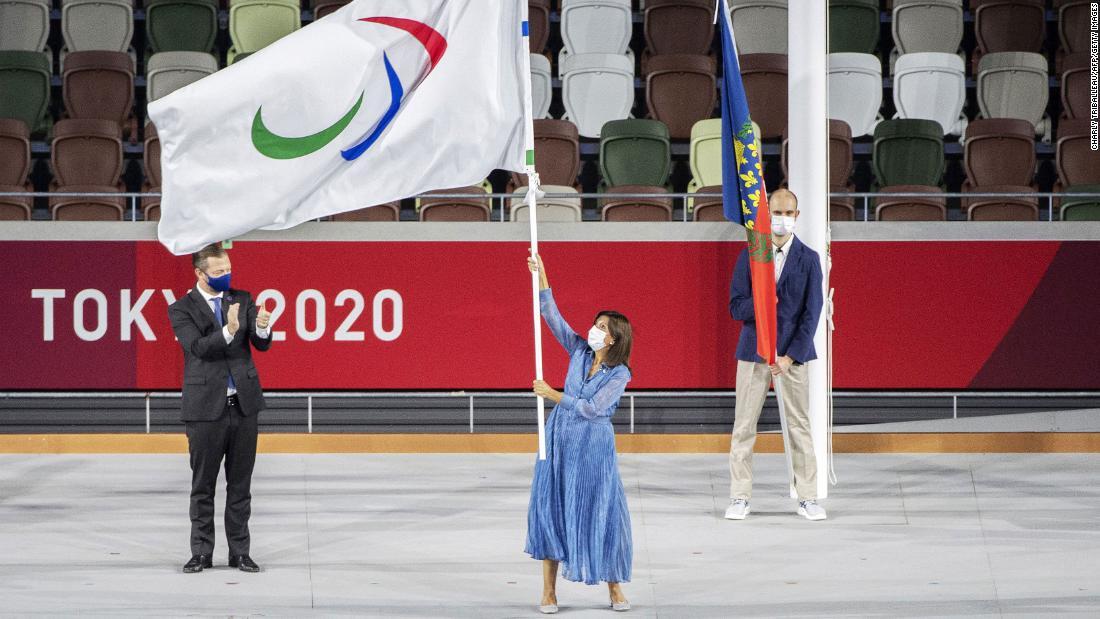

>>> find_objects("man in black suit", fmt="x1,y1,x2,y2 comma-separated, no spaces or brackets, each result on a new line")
168,243,273,573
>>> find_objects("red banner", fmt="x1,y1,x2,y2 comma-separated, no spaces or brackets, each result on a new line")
3,240,1097,390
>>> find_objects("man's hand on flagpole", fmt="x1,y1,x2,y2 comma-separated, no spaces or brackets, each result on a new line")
533,379,562,404
770,355,793,376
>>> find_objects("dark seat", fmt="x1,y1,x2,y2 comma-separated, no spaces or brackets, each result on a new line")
311,0,350,19
330,202,401,221
143,191,161,221
419,187,491,222
782,119,852,189
644,54,716,140
643,0,715,57
0,185,33,220
872,119,945,187
1055,0,1091,71
0,50,52,136
828,0,880,54
691,185,724,221
145,0,218,53
963,118,1035,188
599,119,671,187
875,185,947,221
512,119,581,188
739,53,787,139
50,184,126,220
1060,184,1100,221
830,195,856,221
144,122,161,190
1060,52,1090,120
1056,119,1100,188
0,118,32,186
601,185,673,221
528,0,550,53
51,118,124,187
964,184,1038,221
62,51,134,131
970,0,1046,71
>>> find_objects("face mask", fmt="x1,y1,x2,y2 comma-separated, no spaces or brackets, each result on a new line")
771,215,796,237
587,325,609,352
205,271,231,292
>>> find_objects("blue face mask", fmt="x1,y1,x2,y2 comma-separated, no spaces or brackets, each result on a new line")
205,271,231,292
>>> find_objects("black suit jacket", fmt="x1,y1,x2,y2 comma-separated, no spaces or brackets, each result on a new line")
168,287,273,421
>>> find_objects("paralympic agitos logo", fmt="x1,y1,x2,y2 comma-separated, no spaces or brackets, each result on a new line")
250,17,447,161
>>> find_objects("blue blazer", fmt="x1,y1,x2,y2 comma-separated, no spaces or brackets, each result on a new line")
729,235,824,364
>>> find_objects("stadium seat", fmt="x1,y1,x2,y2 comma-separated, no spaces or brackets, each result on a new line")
964,184,1038,221
828,0,879,54
61,0,134,53
144,0,219,54
513,119,581,188
62,51,134,129
0,0,51,52
1060,185,1100,221
1055,0,1091,71
892,52,967,135
0,119,31,187
976,52,1050,141
599,119,671,188
311,0,350,20
1056,120,1100,188
330,201,401,221
643,0,715,57
511,185,583,222
560,52,634,138
530,53,552,120
644,54,716,140
971,0,1045,70
690,186,724,221
831,196,856,220
418,186,492,222
228,0,301,64
827,52,882,137
874,185,947,220
146,52,218,102
50,119,124,187
782,119,854,190
0,51,52,136
559,0,633,60
1060,53,1090,120
739,53,787,139
142,193,161,220
891,0,963,56
0,185,32,220
688,119,723,192
601,185,673,221
143,123,161,190
872,119,945,187
50,184,126,220
231,52,253,64
528,0,550,54
962,118,1035,188
728,0,788,55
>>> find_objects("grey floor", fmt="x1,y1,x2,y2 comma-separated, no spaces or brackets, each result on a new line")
0,452,1098,618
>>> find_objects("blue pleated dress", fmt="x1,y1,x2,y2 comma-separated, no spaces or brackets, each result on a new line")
525,288,633,585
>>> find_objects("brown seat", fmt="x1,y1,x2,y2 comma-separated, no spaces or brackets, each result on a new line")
312,0,350,19
830,194,856,221
782,119,853,189
144,122,161,190
691,185,724,221
1060,53,1090,120
644,54,716,140
0,118,32,186
512,119,581,188
51,118,124,187
643,0,715,56
142,190,160,221
1056,119,1100,187
739,53,787,139
0,185,33,220
62,51,134,130
419,186,491,221
875,185,947,221
331,201,401,221
601,185,673,221
970,0,1046,71
50,184,126,221
528,0,550,54
1055,0,1092,71
964,184,1038,221
963,118,1035,188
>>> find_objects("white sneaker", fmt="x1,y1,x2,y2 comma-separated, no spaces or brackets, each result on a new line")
724,498,750,520
797,499,827,521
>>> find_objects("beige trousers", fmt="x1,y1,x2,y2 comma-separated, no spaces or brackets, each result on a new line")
728,360,817,500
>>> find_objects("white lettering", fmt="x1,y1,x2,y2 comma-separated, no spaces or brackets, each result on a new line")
373,289,403,342
334,289,366,341
120,289,156,341
73,289,108,341
256,289,287,341
296,289,325,342
31,289,66,341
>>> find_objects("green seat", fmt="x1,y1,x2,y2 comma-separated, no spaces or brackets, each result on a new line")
0,51,51,136
228,0,301,64
1061,185,1100,221
828,0,880,54
872,119,945,187
598,119,671,188
145,0,218,54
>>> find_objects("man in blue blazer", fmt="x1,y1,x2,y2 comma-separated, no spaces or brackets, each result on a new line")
724,188,826,521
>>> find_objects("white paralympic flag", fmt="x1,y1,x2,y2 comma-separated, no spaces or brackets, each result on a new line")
148,0,530,255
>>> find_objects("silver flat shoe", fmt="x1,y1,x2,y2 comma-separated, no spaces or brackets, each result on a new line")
538,603,558,614
610,598,631,611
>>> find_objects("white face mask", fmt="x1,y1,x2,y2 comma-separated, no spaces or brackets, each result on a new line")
771,215,796,237
587,325,609,351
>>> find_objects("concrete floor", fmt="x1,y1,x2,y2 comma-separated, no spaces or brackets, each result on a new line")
0,452,1097,618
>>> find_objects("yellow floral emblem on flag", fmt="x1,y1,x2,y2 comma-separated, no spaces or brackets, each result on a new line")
739,170,757,188
734,139,746,167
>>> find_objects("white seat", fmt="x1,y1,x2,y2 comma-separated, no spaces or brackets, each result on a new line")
560,52,635,138
146,52,218,102
977,52,1051,142
827,52,883,138
728,0,788,54
893,52,967,135
61,0,134,52
559,0,633,59
530,53,552,120
892,0,963,55
0,0,51,51
511,185,583,222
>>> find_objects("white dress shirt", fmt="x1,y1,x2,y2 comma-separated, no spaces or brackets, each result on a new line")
195,284,272,395
773,234,795,282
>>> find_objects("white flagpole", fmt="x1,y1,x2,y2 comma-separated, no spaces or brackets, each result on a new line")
519,7,547,460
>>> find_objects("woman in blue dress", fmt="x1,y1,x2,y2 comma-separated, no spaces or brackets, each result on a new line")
524,254,633,614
